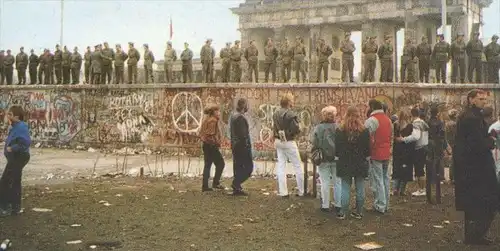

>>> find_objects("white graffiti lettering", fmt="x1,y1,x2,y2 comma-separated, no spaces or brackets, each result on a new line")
117,114,155,142
109,93,153,112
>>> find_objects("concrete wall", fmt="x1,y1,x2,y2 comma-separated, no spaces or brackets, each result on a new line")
0,83,497,155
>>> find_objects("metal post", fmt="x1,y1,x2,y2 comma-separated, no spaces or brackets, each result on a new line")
0,0,4,48
60,0,64,46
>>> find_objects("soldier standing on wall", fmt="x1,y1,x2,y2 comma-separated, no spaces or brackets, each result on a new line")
114,44,128,84
143,44,155,84
0,50,4,85
37,50,46,85
164,41,177,83
219,42,231,83
340,32,355,83
91,44,103,85
316,38,332,83
15,47,28,85
53,44,62,85
42,49,54,85
416,36,432,83
263,38,278,83
293,37,306,83
432,34,450,84
378,35,394,82
28,49,39,85
180,42,193,83
362,35,378,82
84,46,91,84
466,32,484,83
70,47,82,85
450,34,467,84
280,38,293,83
3,50,14,85
200,39,215,83
127,42,140,84
484,35,500,84
61,46,72,84
101,42,115,85
244,40,259,83
230,40,243,82
400,38,417,83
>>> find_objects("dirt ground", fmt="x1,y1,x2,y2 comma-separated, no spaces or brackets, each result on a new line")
0,177,498,251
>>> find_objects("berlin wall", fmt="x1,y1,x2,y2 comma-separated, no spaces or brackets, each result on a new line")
0,83,496,156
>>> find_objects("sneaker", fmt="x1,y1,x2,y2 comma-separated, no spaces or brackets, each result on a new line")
320,208,330,213
412,189,426,196
350,212,363,219
336,213,346,220
0,210,10,217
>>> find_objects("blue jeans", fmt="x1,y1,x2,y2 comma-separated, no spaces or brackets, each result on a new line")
317,162,342,209
340,176,365,215
392,179,407,195
369,160,390,213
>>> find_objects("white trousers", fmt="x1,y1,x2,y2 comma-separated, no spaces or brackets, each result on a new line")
275,140,304,196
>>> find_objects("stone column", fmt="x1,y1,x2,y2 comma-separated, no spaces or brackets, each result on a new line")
274,27,284,83
361,23,375,81
240,29,251,83
308,26,321,83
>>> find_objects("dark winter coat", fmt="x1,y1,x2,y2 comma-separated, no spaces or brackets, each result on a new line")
453,105,499,213
392,122,415,182
335,128,371,178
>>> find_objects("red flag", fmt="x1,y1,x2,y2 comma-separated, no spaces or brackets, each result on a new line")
169,17,173,40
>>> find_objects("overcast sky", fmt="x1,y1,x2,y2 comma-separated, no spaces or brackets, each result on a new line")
0,0,499,72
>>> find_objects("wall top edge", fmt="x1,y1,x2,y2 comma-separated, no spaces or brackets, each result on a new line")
1,83,499,90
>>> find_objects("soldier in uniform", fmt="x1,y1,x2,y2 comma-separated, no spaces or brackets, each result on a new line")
230,40,243,82
127,42,140,84
280,38,293,83
316,38,333,83
70,47,82,85
53,44,62,84
164,41,177,83
293,37,306,83
263,38,278,83
0,50,4,85
466,32,484,83
101,42,115,85
244,40,259,83
432,34,450,84
378,35,394,82
91,45,103,85
15,47,28,85
28,49,39,85
362,35,378,82
180,42,193,83
143,44,155,83
61,46,72,84
114,44,128,84
450,34,467,83
484,35,500,83
400,38,417,83
416,36,432,83
84,46,92,84
37,50,45,85
219,42,231,83
340,32,355,83
42,49,54,85
200,39,215,83
3,50,14,85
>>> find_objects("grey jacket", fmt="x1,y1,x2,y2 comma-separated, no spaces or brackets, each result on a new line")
311,121,337,162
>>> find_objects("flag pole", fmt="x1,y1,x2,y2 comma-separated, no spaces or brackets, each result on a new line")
0,0,4,48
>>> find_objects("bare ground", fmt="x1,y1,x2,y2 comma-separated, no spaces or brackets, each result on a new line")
0,177,498,251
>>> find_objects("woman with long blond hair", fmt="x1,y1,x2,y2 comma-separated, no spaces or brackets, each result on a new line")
198,104,225,192
391,108,415,196
334,106,371,219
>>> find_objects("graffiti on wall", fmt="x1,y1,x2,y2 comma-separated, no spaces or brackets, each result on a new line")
0,85,492,151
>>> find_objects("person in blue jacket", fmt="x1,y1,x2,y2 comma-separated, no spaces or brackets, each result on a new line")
0,105,31,216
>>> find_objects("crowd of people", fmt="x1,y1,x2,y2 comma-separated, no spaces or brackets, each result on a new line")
198,90,499,246
1,31,499,85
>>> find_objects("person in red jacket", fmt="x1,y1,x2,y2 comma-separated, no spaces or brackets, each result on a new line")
365,99,393,214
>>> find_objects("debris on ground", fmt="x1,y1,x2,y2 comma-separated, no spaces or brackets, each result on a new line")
32,208,52,212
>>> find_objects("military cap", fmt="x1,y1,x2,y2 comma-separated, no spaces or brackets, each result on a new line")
56,44,60,47
456,33,464,37
86,46,91,49
20,46,24,50
493,35,499,39
235,40,240,44
474,32,480,35
437,34,444,38
226,42,231,45
143,43,149,48
167,41,172,45
128,42,134,46
30,49,34,52
6,49,11,52
345,31,351,36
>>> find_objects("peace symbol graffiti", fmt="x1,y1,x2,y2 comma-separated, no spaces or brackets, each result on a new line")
171,92,203,133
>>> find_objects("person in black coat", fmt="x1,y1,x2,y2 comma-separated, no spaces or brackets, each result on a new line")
453,89,499,246
392,108,415,196
230,98,253,196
